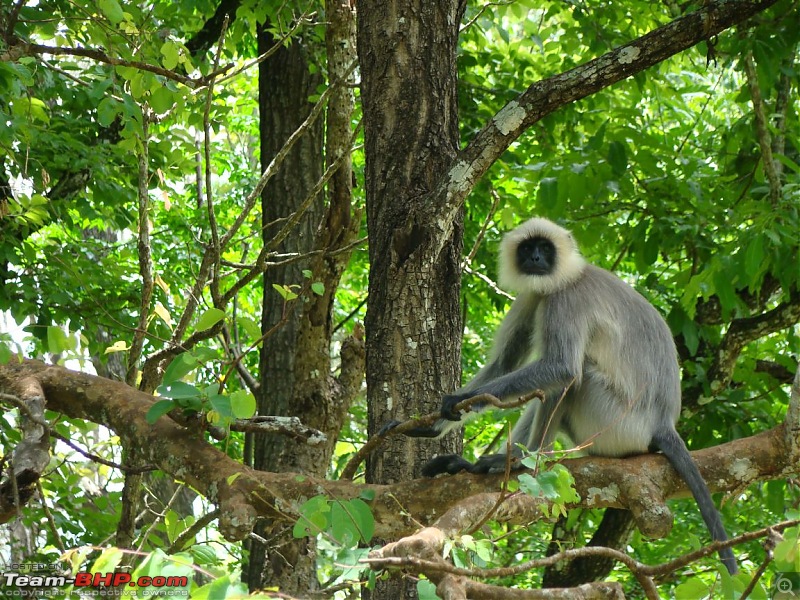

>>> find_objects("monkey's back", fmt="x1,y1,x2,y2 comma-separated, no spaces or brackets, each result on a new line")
550,264,682,424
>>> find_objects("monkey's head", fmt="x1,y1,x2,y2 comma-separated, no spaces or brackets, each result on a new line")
498,217,586,295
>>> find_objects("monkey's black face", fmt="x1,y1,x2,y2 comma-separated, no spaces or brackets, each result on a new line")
516,236,556,276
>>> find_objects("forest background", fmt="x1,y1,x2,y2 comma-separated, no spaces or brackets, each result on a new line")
1,0,799,598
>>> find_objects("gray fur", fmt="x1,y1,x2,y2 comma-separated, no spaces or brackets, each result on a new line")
406,217,737,574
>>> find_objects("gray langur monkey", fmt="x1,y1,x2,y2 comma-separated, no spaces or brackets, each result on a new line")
387,217,737,575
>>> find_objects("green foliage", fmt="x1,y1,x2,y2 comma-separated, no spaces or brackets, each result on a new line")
293,494,375,547
0,0,798,595
517,462,581,520
292,494,375,590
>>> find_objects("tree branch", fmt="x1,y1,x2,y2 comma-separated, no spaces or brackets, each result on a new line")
431,0,779,259
1,358,791,542
706,289,800,394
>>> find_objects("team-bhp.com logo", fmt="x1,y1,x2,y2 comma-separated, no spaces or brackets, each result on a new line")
1,569,189,596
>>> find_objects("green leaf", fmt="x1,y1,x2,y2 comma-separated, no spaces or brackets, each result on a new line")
517,473,542,497
208,392,234,419
537,177,558,210
766,480,785,515
607,140,628,177
150,86,175,114
164,509,179,544
157,381,201,399
273,283,299,301
104,340,129,354
160,41,180,70
330,498,374,545
229,390,256,419
91,547,124,572
311,281,325,296
196,307,225,331
192,575,249,600
0,342,11,365
162,352,201,384
331,501,358,546
675,578,711,600
237,316,263,346
12,97,49,123
293,495,330,538
146,399,175,424
99,0,125,23
417,580,438,600
190,545,217,565
47,326,73,353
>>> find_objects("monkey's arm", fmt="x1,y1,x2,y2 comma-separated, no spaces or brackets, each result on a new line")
381,297,539,438
438,296,540,422
441,298,585,420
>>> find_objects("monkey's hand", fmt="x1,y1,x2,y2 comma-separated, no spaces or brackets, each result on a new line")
441,392,474,421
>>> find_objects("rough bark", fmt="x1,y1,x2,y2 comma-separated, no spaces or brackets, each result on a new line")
247,6,364,591
247,32,326,593
358,0,467,597
3,359,791,540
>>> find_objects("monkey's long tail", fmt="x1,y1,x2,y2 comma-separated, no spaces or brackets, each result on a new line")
651,429,738,575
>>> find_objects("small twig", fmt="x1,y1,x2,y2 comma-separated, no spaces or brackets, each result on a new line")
333,295,368,334
136,483,187,553
220,131,363,306
465,187,501,266
51,431,156,473
463,264,513,300
1,39,228,89
739,527,781,599
466,423,515,535
460,0,515,31
203,14,229,307
126,112,153,386
215,11,315,86
36,480,66,553
229,415,327,445
743,52,781,205
339,392,541,480
219,61,358,250
167,508,221,554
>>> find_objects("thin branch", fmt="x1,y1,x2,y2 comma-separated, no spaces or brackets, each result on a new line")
433,0,779,262
708,290,800,394
203,15,230,307
339,392,540,480
460,1,515,32
3,0,26,40
219,67,344,249
464,264,513,300
1,39,226,89
167,508,221,555
215,11,315,86
136,483,188,553
366,519,800,598
229,416,327,444
743,52,781,204
37,480,66,553
739,527,781,600
126,113,154,387
220,131,363,306
465,187,501,266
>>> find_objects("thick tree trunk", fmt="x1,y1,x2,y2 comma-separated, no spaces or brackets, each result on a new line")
358,1,467,597
247,7,363,592
246,33,325,593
